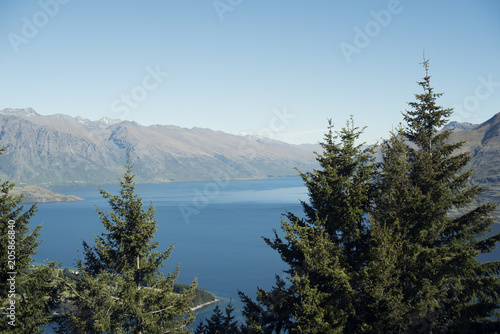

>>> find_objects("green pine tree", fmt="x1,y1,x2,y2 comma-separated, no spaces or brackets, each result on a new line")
240,118,377,333
195,302,241,334
199,304,225,334
367,59,500,333
222,302,241,333
238,60,500,333
0,146,59,333
61,162,196,333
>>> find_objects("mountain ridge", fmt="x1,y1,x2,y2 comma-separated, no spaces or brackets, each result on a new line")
442,120,478,132
0,108,318,186
447,112,500,218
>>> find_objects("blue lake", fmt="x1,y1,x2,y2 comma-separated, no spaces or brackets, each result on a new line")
32,177,500,330
34,177,308,327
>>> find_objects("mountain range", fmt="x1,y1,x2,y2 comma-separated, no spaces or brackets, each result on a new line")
0,108,498,219
0,108,318,186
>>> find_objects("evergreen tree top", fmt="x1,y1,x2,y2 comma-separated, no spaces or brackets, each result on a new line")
67,160,196,333
403,58,454,152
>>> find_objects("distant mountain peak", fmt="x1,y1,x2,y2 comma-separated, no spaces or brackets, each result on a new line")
74,115,123,129
95,117,122,127
98,117,121,125
0,108,39,117
442,121,478,132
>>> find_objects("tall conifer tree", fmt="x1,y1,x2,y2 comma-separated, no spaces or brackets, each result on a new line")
62,162,196,333
367,59,500,332
0,147,59,333
240,118,377,333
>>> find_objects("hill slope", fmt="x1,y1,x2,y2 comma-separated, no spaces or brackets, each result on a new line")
448,113,500,218
0,108,318,186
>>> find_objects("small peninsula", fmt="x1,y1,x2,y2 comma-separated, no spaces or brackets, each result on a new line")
12,186,84,203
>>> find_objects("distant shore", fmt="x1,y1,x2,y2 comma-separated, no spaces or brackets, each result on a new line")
192,298,221,312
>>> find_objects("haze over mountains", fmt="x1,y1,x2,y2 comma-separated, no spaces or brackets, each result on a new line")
0,108,318,186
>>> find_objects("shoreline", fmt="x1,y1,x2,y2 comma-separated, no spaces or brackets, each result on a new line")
192,298,221,312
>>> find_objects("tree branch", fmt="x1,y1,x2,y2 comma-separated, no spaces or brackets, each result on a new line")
150,305,174,315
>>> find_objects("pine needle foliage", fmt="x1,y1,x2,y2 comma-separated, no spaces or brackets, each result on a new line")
240,118,378,333
62,162,196,333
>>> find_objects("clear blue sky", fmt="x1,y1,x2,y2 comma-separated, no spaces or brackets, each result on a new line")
1,0,499,144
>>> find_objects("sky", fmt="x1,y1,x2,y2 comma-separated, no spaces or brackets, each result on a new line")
0,0,499,145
